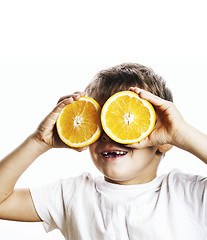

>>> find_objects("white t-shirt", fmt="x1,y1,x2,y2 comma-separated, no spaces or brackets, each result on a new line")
30,169,207,240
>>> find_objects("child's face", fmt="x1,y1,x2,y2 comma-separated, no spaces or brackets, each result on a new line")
89,131,161,185
88,90,162,185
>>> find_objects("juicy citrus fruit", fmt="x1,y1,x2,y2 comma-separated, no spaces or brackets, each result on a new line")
56,97,101,147
101,91,156,144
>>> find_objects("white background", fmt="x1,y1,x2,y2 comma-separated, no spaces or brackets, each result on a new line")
0,0,207,239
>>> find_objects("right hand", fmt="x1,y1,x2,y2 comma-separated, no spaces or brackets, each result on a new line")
32,92,87,152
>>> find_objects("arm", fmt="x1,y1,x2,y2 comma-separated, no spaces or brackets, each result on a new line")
172,123,207,164
129,87,207,164
0,136,48,221
0,92,86,221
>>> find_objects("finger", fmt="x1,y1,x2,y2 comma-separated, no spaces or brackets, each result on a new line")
57,92,86,104
55,92,86,113
129,87,165,108
125,137,153,150
40,97,74,129
52,91,87,122
57,95,72,104
73,91,86,97
53,97,74,114
72,92,86,101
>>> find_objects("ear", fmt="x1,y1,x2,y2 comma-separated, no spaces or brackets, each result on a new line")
158,144,173,154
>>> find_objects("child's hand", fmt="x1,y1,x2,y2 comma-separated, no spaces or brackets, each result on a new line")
33,92,87,152
128,87,186,150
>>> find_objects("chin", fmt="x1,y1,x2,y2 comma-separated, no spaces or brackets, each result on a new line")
102,169,138,184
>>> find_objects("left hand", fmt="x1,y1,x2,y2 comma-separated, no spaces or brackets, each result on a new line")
127,87,186,149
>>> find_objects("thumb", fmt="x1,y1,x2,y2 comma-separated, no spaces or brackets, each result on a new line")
125,137,153,150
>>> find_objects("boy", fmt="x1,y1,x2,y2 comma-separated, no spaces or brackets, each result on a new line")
0,63,207,239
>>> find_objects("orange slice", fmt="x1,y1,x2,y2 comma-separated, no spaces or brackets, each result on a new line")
101,91,156,144
56,97,101,147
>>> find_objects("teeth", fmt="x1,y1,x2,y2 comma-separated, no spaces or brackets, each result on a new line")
102,152,109,156
101,151,127,156
116,151,125,155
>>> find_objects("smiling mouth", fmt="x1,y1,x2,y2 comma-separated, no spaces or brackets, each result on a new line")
101,151,128,158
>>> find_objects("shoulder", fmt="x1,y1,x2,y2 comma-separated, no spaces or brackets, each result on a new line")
31,172,97,207
61,172,96,190
60,172,100,199
165,168,207,189
165,169,207,226
161,169,207,207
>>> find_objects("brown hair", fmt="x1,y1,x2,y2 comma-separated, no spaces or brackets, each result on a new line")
85,63,173,105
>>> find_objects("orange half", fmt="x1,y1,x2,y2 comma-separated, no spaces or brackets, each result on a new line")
101,91,156,144
56,97,101,147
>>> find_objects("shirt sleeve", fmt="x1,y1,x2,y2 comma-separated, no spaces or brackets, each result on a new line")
30,174,84,233
172,170,207,227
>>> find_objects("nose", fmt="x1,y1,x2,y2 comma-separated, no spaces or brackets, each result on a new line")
100,131,111,142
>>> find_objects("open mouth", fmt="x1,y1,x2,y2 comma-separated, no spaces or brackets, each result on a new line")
101,150,128,158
